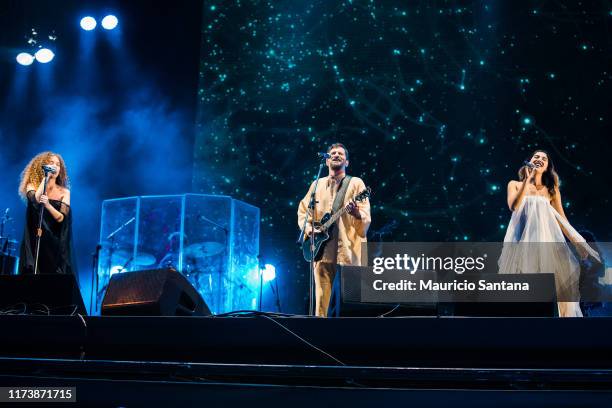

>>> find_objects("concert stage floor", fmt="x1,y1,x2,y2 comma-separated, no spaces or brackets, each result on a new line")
1,315,612,406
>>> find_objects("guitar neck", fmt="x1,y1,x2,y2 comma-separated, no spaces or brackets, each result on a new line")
322,205,350,230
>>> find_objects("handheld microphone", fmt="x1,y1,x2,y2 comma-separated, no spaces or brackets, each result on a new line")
42,165,57,174
317,152,331,159
523,161,536,169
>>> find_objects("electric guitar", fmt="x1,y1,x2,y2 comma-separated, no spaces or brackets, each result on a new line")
302,187,371,262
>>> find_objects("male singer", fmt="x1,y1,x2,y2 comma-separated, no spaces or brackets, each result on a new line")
297,143,371,317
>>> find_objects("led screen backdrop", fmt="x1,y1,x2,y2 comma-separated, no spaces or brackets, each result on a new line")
193,1,610,312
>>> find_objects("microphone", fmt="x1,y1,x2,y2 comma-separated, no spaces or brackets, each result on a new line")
2,208,9,220
42,165,57,174
317,152,331,159
523,161,536,169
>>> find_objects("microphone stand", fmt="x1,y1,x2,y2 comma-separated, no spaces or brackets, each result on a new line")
90,243,102,315
198,214,229,258
0,209,9,255
0,209,10,276
258,255,264,312
297,157,327,316
33,172,51,275
270,277,282,313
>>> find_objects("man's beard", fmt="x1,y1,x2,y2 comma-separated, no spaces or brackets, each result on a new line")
330,161,344,170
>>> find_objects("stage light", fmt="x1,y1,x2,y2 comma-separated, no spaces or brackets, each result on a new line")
80,16,97,31
262,263,276,282
109,265,124,276
101,15,118,30
34,48,54,63
16,52,34,66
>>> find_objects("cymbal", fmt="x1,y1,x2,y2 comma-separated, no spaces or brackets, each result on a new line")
111,249,156,266
184,242,225,258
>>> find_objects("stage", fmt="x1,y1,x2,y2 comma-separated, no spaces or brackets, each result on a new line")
1,315,612,406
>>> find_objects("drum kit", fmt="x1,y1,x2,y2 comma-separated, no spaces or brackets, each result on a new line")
107,240,225,308
156,241,226,297
90,210,232,315
106,241,225,272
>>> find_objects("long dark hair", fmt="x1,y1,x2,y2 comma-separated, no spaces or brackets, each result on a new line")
518,149,559,197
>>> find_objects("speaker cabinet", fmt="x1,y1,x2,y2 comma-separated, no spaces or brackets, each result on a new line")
329,266,437,317
0,274,86,315
101,268,210,316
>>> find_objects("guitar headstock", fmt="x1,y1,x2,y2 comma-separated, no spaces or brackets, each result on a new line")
354,187,372,202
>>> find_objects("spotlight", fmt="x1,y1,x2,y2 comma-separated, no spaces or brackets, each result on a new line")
80,16,97,31
109,265,124,276
16,52,35,66
34,48,54,63
262,264,276,282
101,15,118,30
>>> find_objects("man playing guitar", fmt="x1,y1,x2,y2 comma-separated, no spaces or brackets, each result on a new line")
297,143,371,317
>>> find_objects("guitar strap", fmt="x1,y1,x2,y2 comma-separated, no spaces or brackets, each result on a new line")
332,175,353,214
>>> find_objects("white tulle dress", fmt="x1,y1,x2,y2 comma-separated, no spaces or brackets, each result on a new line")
498,195,600,317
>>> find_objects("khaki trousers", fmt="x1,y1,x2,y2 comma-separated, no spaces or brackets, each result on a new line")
314,262,337,317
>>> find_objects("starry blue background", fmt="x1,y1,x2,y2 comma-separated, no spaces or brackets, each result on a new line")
0,0,609,315
194,1,611,313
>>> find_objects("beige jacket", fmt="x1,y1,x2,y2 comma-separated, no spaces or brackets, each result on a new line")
297,176,371,265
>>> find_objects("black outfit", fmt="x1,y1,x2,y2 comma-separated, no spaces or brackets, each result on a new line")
18,190,77,282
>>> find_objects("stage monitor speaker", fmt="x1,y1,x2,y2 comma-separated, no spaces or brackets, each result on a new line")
101,268,210,316
441,302,557,317
441,271,557,317
332,266,557,317
0,274,86,315
328,266,438,317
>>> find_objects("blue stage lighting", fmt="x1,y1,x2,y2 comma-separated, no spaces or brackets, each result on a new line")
101,15,118,30
262,263,276,282
34,48,54,63
109,265,124,276
80,16,97,31
16,52,34,66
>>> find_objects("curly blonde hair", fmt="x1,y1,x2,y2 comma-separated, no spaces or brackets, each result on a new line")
19,151,70,200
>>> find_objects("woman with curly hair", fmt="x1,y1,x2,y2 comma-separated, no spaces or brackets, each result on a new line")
18,151,76,281
499,150,600,317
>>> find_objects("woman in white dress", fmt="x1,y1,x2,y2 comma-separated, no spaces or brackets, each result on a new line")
499,150,600,317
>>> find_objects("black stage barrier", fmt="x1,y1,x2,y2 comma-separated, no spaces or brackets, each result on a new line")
1,315,612,369
0,360,611,407
1,315,612,407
